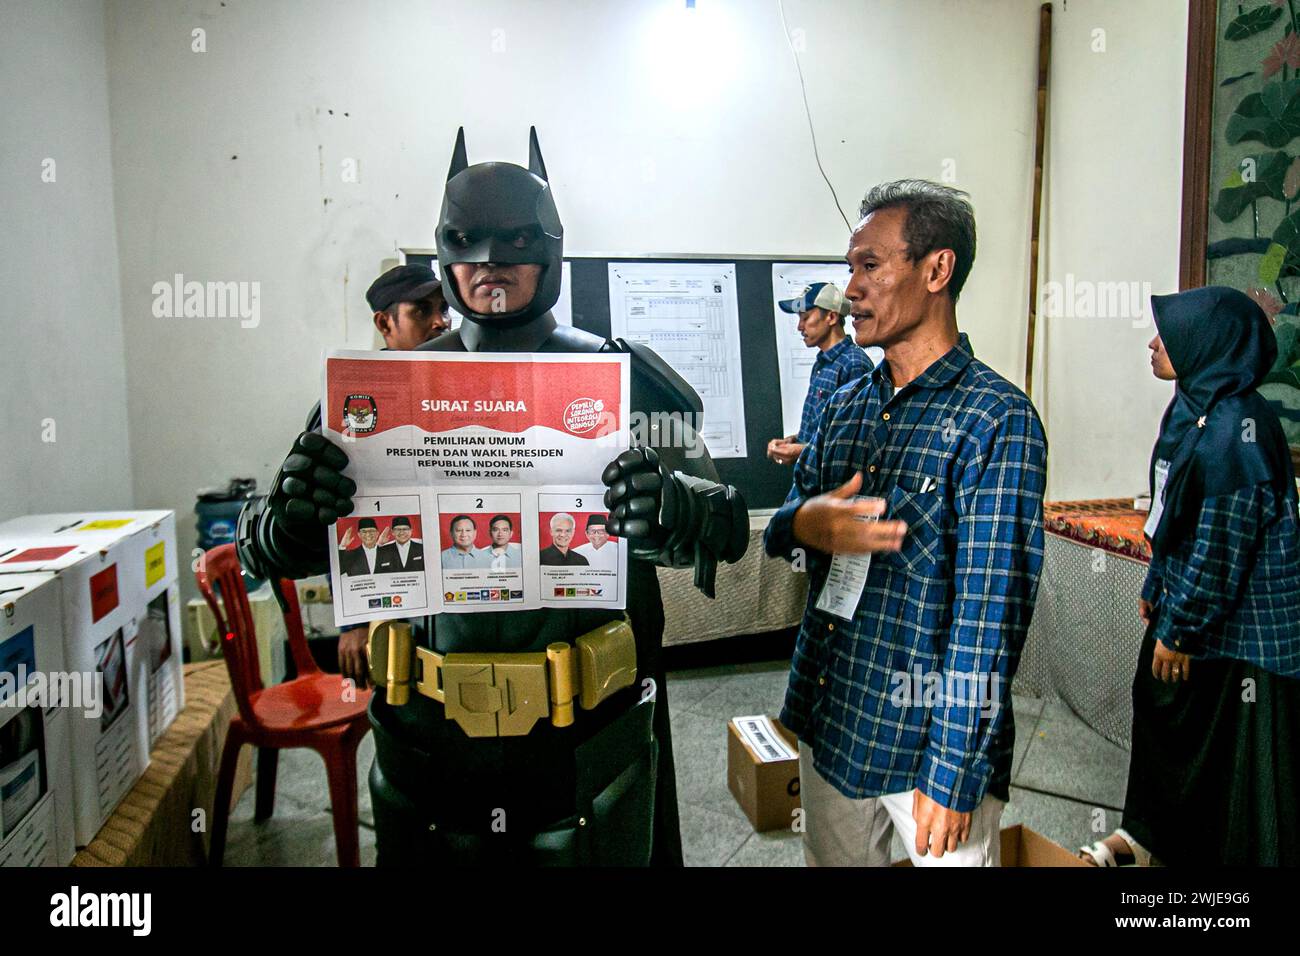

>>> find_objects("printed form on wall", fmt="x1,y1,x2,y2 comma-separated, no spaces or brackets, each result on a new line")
606,262,747,458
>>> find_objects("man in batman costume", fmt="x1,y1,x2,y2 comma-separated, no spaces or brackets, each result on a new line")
236,128,749,865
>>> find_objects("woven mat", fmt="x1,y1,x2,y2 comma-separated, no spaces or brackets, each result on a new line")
71,661,252,866
1043,498,1151,564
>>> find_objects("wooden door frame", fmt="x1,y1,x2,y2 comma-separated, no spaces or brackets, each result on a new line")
1179,0,1217,290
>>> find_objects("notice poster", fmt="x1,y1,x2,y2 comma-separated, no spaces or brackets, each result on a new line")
322,350,630,625
606,262,747,458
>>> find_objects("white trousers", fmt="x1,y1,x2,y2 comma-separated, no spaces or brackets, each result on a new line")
799,751,1003,867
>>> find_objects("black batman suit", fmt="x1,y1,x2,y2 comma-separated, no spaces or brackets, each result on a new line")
237,128,747,865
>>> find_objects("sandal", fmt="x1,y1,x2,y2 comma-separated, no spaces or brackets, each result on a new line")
1078,828,1152,867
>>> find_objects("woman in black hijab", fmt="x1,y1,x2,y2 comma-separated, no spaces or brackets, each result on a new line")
1081,286,1300,867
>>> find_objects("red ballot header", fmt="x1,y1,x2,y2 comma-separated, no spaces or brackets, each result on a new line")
327,357,622,439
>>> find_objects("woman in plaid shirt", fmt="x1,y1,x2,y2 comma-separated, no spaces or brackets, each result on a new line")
1082,286,1300,867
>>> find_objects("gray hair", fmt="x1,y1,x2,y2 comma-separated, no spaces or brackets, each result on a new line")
550,512,576,531
858,180,977,302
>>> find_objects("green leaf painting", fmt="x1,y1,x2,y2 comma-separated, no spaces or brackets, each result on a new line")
1260,240,1289,284
1226,79,1300,147
1213,4,1300,445
1214,151,1292,221
1225,5,1284,41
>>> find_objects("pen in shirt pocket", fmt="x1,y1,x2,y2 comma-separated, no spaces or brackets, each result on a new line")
919,476,937,493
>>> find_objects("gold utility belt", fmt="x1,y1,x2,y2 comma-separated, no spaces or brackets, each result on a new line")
366,618,637,739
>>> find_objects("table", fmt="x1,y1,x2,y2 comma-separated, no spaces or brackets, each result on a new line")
71,662,253,866
1015,499,1151,749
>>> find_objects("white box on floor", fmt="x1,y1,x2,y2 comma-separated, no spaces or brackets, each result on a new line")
0,573,77,866
0,512,185,747
0,534,151,846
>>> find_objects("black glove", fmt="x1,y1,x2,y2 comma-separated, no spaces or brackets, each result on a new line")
603,446,748,596
602,446,677,558
238,432,357,582
271,431,357,531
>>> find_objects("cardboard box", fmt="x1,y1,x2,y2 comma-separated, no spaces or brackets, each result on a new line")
891,824,1090,867
0,512,185,749
0,573,78,865
0,527,156,846
727,715,801,833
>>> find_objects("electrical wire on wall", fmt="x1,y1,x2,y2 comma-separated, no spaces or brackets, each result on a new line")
778,0,851,231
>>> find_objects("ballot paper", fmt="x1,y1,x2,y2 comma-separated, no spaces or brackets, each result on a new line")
814,498,880,621
323,350,630,625
607,262,747,458
771,262,883,439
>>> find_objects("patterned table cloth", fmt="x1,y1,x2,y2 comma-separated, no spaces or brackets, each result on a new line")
1016,499,1150,750
658,513,808,646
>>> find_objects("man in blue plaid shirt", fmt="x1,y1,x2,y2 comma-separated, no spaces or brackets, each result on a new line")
764,180,1047,866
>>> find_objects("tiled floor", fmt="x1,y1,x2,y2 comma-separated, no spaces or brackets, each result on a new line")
223,660,1129,866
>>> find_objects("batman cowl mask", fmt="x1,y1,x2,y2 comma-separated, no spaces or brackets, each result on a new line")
435,127,563,326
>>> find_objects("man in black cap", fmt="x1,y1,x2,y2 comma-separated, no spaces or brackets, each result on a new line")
366,263,449,350
574,514,618,570
323,265,449,687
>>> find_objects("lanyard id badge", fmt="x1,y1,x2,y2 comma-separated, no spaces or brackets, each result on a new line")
814,497,879,621
1144,459,1171,540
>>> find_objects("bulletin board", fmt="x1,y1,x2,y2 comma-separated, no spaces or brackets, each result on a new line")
403,252,848,510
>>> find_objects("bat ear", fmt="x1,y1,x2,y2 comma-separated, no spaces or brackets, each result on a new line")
447,127,468,180
528,126,548,181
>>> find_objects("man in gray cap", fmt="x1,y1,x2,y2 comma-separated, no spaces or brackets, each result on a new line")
767,281,872,466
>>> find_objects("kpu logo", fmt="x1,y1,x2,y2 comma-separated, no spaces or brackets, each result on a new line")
343,394,378,434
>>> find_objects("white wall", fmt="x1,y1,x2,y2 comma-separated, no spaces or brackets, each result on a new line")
1039,0,1188,500
0,0,134,521
100,0,1042,580
92,0,1186,589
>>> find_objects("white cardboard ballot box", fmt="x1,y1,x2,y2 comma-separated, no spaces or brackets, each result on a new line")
0,514,186,846
0,573,78,866
0,512,185,749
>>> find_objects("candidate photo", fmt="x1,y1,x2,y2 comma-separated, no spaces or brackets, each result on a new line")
377,515,424,572
571,513,618,570
482,514,522,570
440,514,487,570
337,517,399,576
539,512,589,567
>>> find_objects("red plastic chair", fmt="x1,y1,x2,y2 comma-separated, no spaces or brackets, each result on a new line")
196,544,372,866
